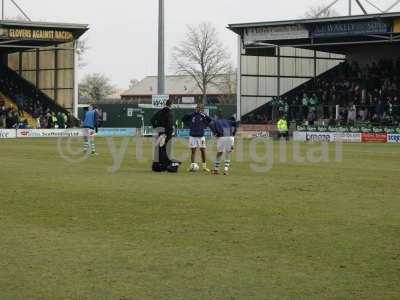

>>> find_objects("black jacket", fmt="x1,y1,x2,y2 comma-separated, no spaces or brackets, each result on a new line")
152,107,173,136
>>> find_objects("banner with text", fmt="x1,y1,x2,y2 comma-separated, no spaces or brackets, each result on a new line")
0,129,17,139
293,132,362,143
17,129,85,138
96,128,137,137
387,134,400,144
311,21,390,38
244,25,309,45
362,133,387,143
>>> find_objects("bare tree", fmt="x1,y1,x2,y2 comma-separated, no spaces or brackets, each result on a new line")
129,79,140,90
211,65,237,104
305,4,339,18
172,22,231,104
79,73,116,102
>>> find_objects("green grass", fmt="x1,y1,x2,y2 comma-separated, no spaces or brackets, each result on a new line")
0,138,400,300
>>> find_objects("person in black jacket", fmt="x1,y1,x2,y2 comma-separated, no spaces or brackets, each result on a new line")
151,100,174,167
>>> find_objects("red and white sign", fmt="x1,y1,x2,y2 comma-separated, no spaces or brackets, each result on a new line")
362,133,387,143
17,129,86,138
0,129,17,139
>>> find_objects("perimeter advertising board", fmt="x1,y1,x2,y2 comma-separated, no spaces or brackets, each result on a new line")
17,129,85,138
362,133,387,143
387,134,400,144
96,128,137,137
0,129,17,139
293,132,362,143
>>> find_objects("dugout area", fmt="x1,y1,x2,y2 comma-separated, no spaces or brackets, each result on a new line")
228,12,400,120
0,19,88,121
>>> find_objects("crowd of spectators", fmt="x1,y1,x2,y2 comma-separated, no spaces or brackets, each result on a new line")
0,102,21,128
0,99,73,129
0,66,75,129
244,59,400,127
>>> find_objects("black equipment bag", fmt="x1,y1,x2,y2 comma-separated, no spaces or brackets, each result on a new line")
166,162,180,173
152,162,167,172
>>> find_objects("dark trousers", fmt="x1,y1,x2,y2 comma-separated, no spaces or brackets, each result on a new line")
278,131,289,141
155,134,172,165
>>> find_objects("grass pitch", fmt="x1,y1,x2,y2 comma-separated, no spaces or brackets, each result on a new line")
0,138,400,300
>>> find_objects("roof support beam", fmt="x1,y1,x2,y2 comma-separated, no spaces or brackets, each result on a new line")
366,34,391,40
316,0,340,18
363,0,384,13
385,0,400,13
0,39,19,45
0,44,74,50
355,0,368,14
9,0,31,21
274,39,400,48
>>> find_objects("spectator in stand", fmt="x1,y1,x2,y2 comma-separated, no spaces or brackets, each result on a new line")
40,114,48,129
15,93,25,115
307,109,317,126
67,114,76,128
376,100,385,121
19,119,29,129
347,105,357,125
302,93,309,120
63,113,68,128
6,109,19,128
0,105,6,128
358,107,368,121
57,112,66,129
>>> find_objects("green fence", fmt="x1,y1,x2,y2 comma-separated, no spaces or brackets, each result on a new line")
79,104,236,128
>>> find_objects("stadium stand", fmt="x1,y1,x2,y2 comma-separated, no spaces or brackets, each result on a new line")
229,12,400,131
0,66,77,129
243,59,400,127
0,20,88,128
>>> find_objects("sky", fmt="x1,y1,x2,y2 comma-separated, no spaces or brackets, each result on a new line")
5,0,400,89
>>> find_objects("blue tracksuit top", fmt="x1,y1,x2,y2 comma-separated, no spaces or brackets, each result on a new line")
84,110,97,129
211,117,237,137
182,112,212,137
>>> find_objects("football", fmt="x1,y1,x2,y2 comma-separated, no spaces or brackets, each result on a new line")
190,163,200,172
